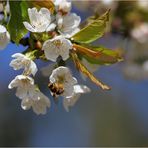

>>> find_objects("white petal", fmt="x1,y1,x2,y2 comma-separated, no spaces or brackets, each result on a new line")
143,60,148,71
59,37,72,60
62,28,80,38
8,78,19,89
54,0,71,13
5,1,10,13
71,77,77,85
0,24,6,33
21,98,32,110
59,0,71,13
49,66,73,83
63,83,74,98
73,85,91,94
50,66,77,84
67,13,81,29
42,39,59,62
63,94,80,112
18,75,34,85
56,14,63,28
32,92,50,115
35,24,49,33
0,25,10,50
16,87,28,99
11,53,25,58
63,85,90,111
23,21,36,32
28,8,38,24
46,23,56,32
57,13,81,37
30,61,38,76
39,8,51,21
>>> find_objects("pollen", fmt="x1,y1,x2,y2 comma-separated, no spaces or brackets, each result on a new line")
53,40,63,48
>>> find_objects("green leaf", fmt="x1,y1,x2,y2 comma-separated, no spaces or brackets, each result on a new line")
72,10,110,44
8,1,29,44
70,51,110,90
74,44,123,65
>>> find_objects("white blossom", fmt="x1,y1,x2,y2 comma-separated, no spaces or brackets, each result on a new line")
63,85,90,112
21,91,50,115
56,13,81,37
0,25,10,50
49,66,77,97
49,66,91,111
102,0,113,4
0,1,9,13
42,35,72,62
53,0,71,14
9,53,38,76
131,23,148,43
8,74,50,115
0,3,3,12
23,7,56,33
137,0,148,10
8,75,35,99
143,60,148,72
5,1,10,14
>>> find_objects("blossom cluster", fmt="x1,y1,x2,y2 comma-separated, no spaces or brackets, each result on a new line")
0,0,90,115
0,0,120,115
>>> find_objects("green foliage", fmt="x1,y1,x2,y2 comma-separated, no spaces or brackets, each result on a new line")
81,45,123,65
72,10,110,44
71,51,110,90
23,48,46,61
8,1,29,44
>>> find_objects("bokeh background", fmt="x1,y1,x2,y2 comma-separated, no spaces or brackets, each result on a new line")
1,0,148,146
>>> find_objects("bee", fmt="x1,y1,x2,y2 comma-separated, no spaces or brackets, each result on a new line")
48,82,64,98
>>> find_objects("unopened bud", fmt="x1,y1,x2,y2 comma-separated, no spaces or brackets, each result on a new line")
35,40,42,49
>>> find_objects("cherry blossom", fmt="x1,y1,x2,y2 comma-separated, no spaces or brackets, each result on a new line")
53,0,71,14
63,85,90,112
21,90,50,115
8,75,35,99
0,25,10,50
42,35,72,62
10,53,38,76
23,7,56,33
49,66,77,98
56,13,81,37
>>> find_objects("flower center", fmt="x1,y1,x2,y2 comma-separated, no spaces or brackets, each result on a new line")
57,75,65,83
53,40,63,48
21,78,31,87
